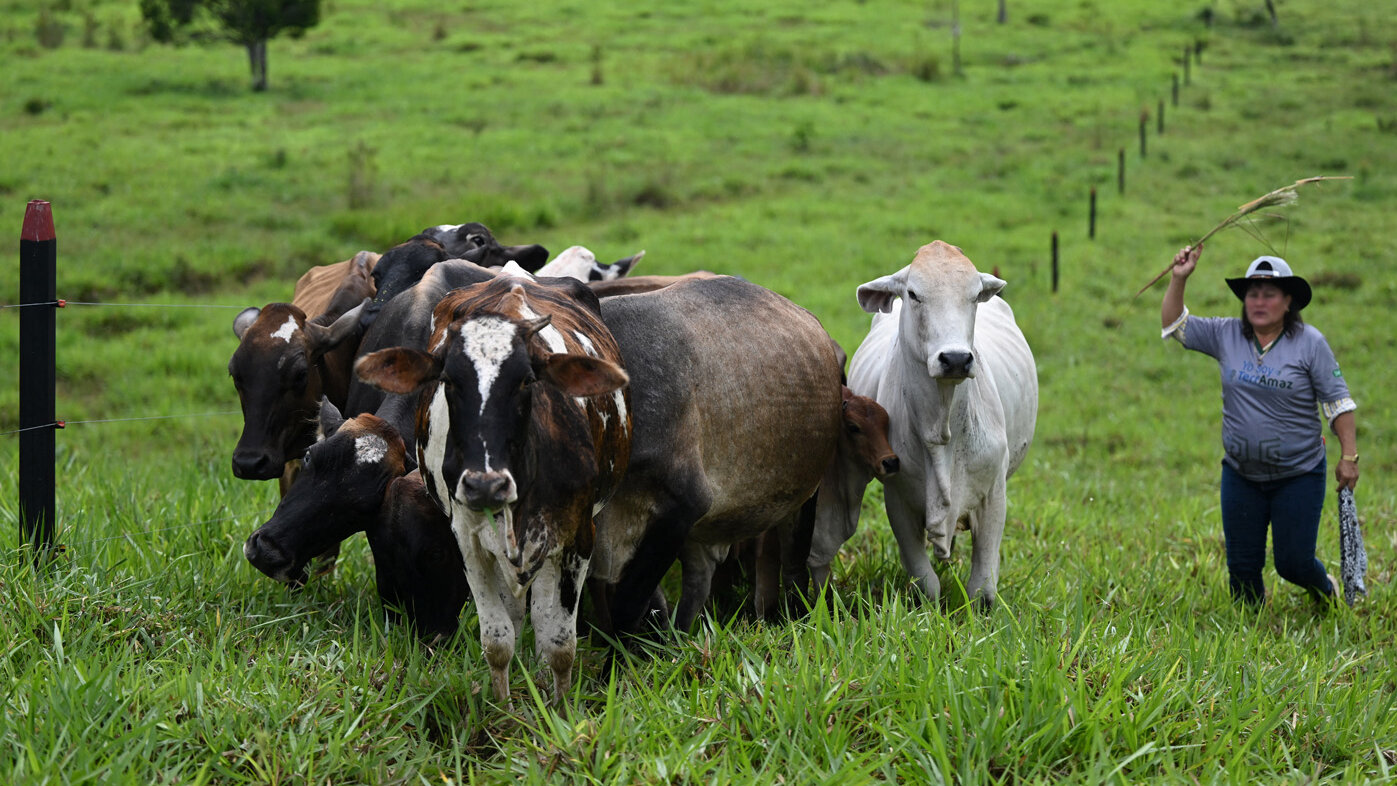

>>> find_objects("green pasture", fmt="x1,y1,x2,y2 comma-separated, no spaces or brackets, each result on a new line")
2,0,1395,782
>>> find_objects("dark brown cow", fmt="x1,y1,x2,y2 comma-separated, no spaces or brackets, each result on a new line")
229,250,375,488
590,275,844,636
355,273,631,707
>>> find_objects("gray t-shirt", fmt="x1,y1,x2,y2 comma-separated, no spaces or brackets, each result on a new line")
1169,313,1354,481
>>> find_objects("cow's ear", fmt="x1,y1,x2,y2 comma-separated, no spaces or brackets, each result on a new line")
976,273,1006,303
355,348,440,395
304,298,369,359
507,244,550,273
233,307,261,339
608,250,644,279
856,269,907,314
318,397,346,439
539,354,629,397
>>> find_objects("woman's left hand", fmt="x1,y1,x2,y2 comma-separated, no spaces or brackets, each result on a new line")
1336,459,1359,491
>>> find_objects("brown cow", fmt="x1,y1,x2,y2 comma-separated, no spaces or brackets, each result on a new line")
291,250,380,321
229,250,376,490
355,273,631,707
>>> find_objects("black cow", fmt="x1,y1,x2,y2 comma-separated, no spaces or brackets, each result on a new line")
243,399,466,640
360,224,549,331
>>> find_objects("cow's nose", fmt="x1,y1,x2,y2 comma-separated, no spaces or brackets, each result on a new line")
244,530,284,570
460,471,514,509
232,451,280,481
937,350,974,377
881,455,901,476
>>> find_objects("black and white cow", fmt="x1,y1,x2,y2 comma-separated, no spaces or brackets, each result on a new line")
354,272,632,706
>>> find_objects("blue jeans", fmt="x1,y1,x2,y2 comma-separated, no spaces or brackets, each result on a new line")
1220,458,1335,606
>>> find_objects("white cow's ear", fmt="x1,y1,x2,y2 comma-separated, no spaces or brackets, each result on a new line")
856,270,907,314
233,307,261,339
976,273,1006,303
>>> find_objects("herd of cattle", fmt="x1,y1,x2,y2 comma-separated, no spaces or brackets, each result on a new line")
228,223,1039,706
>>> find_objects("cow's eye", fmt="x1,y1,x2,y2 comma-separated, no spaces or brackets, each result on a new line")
846,423,863,435
907,290,921,303
302,450,312,467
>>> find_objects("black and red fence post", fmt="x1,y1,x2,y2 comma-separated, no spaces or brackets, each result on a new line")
20,200,57,556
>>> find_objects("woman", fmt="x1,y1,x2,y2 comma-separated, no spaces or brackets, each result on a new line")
1161,244,1359,606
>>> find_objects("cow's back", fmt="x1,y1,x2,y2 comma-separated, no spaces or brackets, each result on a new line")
593,276,843,581
293,251,380,319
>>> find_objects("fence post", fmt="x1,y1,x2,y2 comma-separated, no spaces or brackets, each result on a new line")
1088,187,1097,240
1051,231,1059,293
20,200,57,557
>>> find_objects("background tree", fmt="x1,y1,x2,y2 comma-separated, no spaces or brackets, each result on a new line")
139,0,321,92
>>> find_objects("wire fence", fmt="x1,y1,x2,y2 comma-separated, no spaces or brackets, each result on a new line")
6,295,259,550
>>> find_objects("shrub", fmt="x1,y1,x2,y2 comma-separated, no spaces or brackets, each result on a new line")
35,6,64,49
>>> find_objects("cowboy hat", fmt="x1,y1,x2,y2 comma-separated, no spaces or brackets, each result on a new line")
1225,255,1312,311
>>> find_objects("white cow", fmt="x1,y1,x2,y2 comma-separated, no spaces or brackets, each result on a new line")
535,245,644,282
843,241,1037,607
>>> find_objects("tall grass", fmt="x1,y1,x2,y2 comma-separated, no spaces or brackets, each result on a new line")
2,0,1395,782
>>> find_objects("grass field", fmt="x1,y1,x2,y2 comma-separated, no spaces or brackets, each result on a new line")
2,0,1396,782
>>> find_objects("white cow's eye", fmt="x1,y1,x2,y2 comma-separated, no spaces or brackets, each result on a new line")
907,290,921,302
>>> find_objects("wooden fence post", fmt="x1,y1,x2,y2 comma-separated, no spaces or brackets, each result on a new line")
19,200,57,556
1139,110,1148,158
1051,231,1060,293
1088,187,1097,240
1117,148,1125,194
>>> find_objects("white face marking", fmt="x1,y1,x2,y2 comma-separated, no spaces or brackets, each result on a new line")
271,315,298,343
460,317,517,415
423,386,452,506
354,434,388,466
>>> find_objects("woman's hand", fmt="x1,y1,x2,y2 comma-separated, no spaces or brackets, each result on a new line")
1172,244,1201,279
1336,458,1359,491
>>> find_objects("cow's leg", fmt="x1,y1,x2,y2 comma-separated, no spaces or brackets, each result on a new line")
460,544,519,705
886,486,940,599
530,548,588,709
965,481,1006,610
752,528,783,621
609,489,709,638
675,541,724,632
